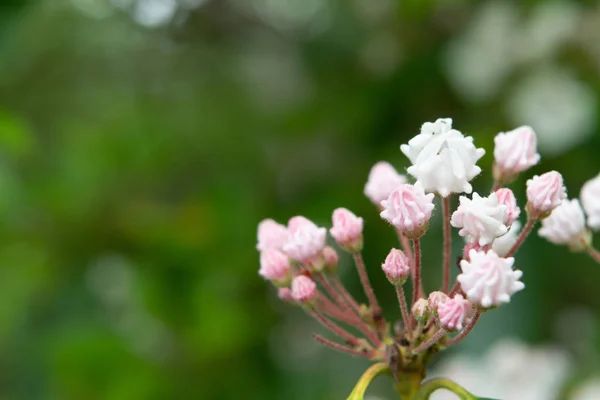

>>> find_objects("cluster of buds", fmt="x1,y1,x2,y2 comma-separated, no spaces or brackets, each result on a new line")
255,119,590,398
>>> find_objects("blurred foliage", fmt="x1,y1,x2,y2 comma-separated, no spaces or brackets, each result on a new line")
0,0,599,399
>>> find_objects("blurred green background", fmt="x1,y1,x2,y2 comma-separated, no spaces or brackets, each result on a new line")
1,0,600,399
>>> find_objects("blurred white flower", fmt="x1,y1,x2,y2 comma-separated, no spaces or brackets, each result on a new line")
572,378,600,400
515,1,581,64
430,338,571,400
506,67,596,156
132,0,176,27
444,1,518,102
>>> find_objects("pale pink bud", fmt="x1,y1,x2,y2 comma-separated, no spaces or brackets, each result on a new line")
451,192,508,246
412,298,430,322
458,250,524,309
283,216,327,266
380,182,435,239
437,294,473,331
322,246,339,272
257,219,289,252
381,248,410,284
287,216,314,235
526,171,567,219
539,199,589,249
259,249,291,285
493,126,541,181
495,188,521,226
581,173,600,230
364,162,407,206
291,275,317,305
428,291,449,312
330,208,364,252
278,287,294,302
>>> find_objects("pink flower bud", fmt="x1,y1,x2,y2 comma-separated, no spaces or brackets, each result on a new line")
380,183,435,239
458,250,524,309
278,287,294,302
428,291,449,312
381,248,410,284
330,208,364,252
364,162,407,206
412,298,430,322
257,219,289,252
493,126,541,182
526,171,567,219
259,249,291,285
322,246,339,272
283,216,327,266
291,275,317,305
437,294,473,331
495,188,521,226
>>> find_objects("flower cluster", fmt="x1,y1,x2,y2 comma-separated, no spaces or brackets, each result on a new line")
254,119,589,398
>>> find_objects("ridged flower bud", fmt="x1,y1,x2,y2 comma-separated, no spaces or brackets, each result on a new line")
526,171,566,219
401,119,485,197
428,291,449,313
283,216,327,269
330,208,364,252
364,162,407,206
291,275,317,305
493,126,540,183
380,183,435,239
259,249,291,286
437,294,473,331
495,188,521,227
412,298,430,323
451,192,508,246
381,248,410,285
458,250,524,309
539,199,590,251
581,173,600,230
257,219,289,252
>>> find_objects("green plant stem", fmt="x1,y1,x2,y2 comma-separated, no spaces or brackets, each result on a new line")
414,378,479,400
346,362,390,400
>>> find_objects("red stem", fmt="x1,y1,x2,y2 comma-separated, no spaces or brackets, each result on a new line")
587,247,600,264
312,334,372,358
492,181,500,192
447,311,481,345
309,310,361,346
412,328,447,353
352,252,380,312
448,281,461,297
317,275,381,347
331,275,361,313
412,239,422,307
505,218,536,257
396,285,412,339
442,196,452,293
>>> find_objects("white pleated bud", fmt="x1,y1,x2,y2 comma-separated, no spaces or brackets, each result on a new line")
401,118,485,197
539,199,590,251
451,192,508,246
458,250,525,309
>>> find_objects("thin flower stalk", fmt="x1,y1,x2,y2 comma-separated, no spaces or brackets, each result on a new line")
352,252,380,312
412,239,422,306
447,311,481,346
412,328,447,353
505,218,536,257
442,196,452,293
395,285,412,339
312,334,373,358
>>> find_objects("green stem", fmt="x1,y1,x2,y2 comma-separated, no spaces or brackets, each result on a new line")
346,362,389,400
414,378,495,400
